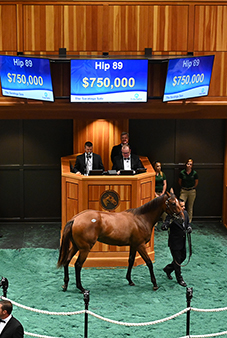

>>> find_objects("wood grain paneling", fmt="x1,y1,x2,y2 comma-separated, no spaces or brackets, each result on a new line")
63,5,104,52
67,182,78,199
108,5,188,52
141,181,152,200
66,199,78,221
88,184,109,201
0,5,17,51
23,5,63,52
110,185,131,201
195,6,227,52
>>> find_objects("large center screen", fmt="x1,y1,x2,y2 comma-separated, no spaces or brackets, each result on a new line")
0,55,54,102
163,55,214,102
70,59,148,102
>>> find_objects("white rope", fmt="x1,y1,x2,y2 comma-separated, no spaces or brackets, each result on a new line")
86,308,190,326
191,307,227,313
24,332,61,338
180,330,227,338
1,297,84,316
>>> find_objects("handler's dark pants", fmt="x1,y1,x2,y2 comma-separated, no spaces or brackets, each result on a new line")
164,248,186,281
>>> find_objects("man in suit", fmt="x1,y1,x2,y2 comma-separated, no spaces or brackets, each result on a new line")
110,132,137,164
0,300,24,337
73,141,104,175
161,199,192,287
111,132,130,164
112,145,143,174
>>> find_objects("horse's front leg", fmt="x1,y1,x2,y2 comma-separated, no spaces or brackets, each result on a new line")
126,247,136,286
138,244,158,291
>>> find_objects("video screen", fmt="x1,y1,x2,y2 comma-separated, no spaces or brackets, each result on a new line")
0,55,54,102
70,59,148,102
163,55,214,102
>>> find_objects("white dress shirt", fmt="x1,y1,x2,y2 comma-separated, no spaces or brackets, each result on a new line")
123,157,131,170
86,153,93,174
0,314,12,334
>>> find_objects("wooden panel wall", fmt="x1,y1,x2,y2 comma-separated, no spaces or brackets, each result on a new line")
0,0,227,104
23,5,64,52
107,5,188,52
0,5,17,51
194,6,227,52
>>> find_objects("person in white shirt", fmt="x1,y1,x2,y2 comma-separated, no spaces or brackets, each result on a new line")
112,145,143,174
73,141,104,175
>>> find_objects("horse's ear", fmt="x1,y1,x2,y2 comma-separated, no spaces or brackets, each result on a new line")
166,191,171,197
170,188,174,194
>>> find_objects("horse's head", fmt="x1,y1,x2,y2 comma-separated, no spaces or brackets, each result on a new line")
164,191,184,222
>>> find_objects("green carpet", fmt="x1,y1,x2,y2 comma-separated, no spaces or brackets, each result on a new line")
0,222,227,338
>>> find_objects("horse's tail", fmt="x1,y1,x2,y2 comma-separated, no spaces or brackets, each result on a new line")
57,220,73,267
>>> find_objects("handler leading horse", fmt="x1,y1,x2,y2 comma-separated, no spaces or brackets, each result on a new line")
58,192,184,293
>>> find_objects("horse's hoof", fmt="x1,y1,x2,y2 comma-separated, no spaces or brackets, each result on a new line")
129,282,135,286
62,285,67,292
153,286,159,291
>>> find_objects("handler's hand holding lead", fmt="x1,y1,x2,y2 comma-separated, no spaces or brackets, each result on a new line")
161,223,168,231
187,226,192,234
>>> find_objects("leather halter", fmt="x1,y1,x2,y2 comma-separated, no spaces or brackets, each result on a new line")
165,196,184,222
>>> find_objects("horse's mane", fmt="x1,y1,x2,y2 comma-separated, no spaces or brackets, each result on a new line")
126,194,166,215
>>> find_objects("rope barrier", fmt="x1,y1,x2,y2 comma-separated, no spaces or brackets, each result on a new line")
180,331,227,338
191,306,227,313
86,308,189,326
1,296,227,337
1,296,84,316
24,332,61,338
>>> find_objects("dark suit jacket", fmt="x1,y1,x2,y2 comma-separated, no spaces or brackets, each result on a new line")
164,210,190,250
112,153,143,171
110,144,137,163
73,153,104,175
0,316,24,338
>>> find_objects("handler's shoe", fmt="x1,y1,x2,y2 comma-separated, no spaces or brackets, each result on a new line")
163,267,173,280
177,278,187,287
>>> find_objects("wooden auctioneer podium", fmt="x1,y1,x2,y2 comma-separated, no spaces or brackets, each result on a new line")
61,155,156,267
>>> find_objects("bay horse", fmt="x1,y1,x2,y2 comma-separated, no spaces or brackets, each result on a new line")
57,192,184,293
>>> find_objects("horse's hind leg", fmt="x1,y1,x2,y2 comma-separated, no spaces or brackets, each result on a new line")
126,248,136,286
62,246,78,292
63,265,69,292
75,249,90,293
138,244,158,291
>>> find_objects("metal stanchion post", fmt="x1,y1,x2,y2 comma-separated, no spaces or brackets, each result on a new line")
186,287,193,336
0,277,9,298
83,290,90,338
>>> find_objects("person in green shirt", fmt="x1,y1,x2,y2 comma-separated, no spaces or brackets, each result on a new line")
179,158,199,223
153,161,167,197
153,161,167,224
